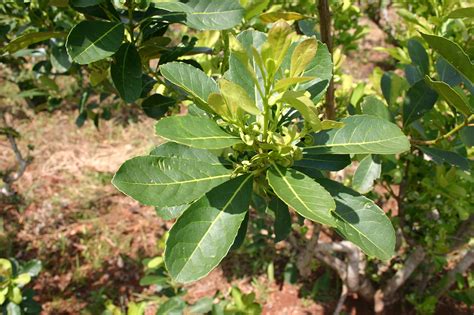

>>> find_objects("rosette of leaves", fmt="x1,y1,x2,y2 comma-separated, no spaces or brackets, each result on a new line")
113,21,410,283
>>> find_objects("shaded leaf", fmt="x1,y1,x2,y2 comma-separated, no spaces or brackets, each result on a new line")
419,146,470,171
111,43,142,103
3,31,65,54
360,95,391,121
407,38,429,74
268,197,291,242
141,94,175,119
318,179,395,260
293,153,351,171
403,80,438,126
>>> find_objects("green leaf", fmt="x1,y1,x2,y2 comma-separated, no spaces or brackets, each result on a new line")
418,146,470,171
267,165,336,226
3,31,66,54
70,0,104,7
425,76,472,116
403,80,438,126
66,21,124,64
19,260,42,277
460,126,474,147
421,33,474,83
160,62,218,110
360,95,392,121
293,154,351,171
268,197,291,242
150,142,222,165
155,204,189,220
51,45,72,73
12,273,31,286
165,175,253,283
352,155,382,194
447,7,474,19
281,91,321,131
188,297,214,314
259,11,306,23
318,179,395,260
436,57,463,86
156,297,186,315
157,0,244,30
186,0,244,30
155,116,241,149
241,0,270,20
141,94,175,119
230,211,249,250
290,38,317,78
381,72,408,106
273,77,315,91
112,156,231,207
111,43,142,103
6,303,21,315
261,20,293,75
305,115,410,155
219,79,260,116
407,38,429,75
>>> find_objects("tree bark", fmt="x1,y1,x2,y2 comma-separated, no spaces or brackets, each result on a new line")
317,0,335,120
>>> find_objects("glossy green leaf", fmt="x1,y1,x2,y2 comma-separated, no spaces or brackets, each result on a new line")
421,33,474,83
268,197,291,242
419,146,470,171
360,95,392,121
150,142,222,165
267,165,336,226
448,7,474,19
160,62,218,110
155,116,241,149
219,79,260,115
165,175,253,283
305,115,410,155
241,0,270,20
111,43,142,103
141,94,175,119
230,211,249,250
3,31,65,54
318,179,395,260
290,38,317,78
293,153,351,171
425,76,472,116
186,0,244,30
281,91,321,131
155,204,189,220
157,0,244,30
66,21,124,64
460,126,474,147
403,80,438,126
352,155,382,194
407,38,429,75
112,156,232,207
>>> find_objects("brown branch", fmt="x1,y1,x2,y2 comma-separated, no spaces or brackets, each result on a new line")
317,0,335,120
434,248,474,298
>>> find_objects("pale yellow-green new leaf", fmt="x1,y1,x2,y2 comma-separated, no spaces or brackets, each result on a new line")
274,77,316,91
219,79,260,116
290,38,318,77
207,92,232,119
261,21,294,75
281,91,321,131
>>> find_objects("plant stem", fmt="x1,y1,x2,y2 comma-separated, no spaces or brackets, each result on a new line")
411,114,474,145
127,1,135,42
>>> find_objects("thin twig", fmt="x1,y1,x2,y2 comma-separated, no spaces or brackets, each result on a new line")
333,284,348,315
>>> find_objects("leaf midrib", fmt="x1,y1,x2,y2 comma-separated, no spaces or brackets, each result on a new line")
73,23,122,60
115,174,230,186
173,174,252,281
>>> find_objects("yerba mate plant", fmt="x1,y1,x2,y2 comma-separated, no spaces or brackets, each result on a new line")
113,21,410,283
